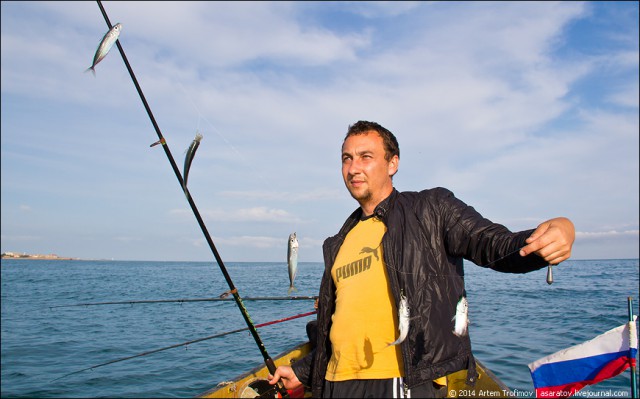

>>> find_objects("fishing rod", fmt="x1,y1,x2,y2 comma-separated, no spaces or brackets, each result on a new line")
50,295,319,309
94,2,289,395
53,310,317,382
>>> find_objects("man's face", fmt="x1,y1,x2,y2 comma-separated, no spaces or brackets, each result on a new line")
341,131,398,215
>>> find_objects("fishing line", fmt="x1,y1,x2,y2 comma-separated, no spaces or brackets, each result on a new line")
50,295,319,309
480,247,524,268
386,247,555,285
481,247,554,284
52,310,317,382
176,81,275,190
177,80,300,275
179,77,303,289
337,214,554,284
93,3,289,395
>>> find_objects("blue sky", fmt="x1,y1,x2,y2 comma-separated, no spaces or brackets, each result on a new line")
1,1,638,262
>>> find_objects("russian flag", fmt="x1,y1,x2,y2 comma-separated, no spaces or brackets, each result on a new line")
528,316,638,398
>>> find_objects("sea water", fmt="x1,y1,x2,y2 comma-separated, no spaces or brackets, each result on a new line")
1,259,638,398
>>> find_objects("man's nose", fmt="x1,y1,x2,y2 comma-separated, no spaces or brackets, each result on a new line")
347,158,363,175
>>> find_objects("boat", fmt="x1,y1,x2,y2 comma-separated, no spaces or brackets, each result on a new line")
198,341,511,398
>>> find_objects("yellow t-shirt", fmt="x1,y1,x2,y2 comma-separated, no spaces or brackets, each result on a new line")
326,216,403,381
325,216,448,387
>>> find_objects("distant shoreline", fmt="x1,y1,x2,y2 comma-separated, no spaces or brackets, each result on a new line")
1,252,78,261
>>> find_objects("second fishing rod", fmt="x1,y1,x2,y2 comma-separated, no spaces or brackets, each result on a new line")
95,2,288,396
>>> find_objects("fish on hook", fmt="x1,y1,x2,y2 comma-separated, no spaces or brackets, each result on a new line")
287,233,299,294
452,294,469,337
388,293,409,346
183,132,203,192
86,23,122,76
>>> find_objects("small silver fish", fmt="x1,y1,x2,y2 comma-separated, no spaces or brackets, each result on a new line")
287,233,299,294
452,295,469,337
183,132,203,192
388,293,409,346
86,23,122,76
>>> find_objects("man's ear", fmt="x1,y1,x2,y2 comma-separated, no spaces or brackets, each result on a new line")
388,155,399,177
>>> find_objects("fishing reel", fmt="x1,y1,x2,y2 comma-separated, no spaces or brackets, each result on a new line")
239,379,306,398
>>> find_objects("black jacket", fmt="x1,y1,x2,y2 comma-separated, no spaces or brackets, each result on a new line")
293,188,548,397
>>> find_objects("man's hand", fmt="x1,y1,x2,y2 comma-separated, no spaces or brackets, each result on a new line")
519,217,575,265
268,365,303,390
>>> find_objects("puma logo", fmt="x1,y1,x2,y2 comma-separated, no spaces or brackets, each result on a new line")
335,255,372,282
359,246,379,262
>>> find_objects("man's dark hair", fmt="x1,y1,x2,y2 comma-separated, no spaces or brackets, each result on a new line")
345,120,400,161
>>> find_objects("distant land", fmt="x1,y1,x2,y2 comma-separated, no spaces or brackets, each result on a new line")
1,251,78,260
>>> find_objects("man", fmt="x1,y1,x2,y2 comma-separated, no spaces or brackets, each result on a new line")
269,120,575,398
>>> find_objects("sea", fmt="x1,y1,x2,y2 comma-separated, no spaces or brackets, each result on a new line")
1,258,639,398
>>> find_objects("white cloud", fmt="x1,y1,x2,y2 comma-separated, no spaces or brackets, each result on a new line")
114,236,143,243
607,80,640,108
576,230,639,240
97,2,371,68
202,207,302,224
212,234,325,251
214,235,284,249
2,1,637,261
344,1,423,18
170,206,302,223
220,189,344,202
0,234,41,242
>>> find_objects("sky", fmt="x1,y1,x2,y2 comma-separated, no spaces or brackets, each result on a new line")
1,1,638,263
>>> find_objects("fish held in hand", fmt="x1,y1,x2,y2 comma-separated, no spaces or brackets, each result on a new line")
287,233,299,295
86,23,122,76
388,293,409,346
452,294,469,337
182,132,203,192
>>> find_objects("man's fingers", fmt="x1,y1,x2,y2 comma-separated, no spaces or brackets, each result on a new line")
520,235,548,257
268,371,280,385
522,240,571,264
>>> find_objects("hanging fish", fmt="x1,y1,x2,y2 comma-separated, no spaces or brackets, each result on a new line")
452,294,469,337
388,293,409,346
86,23,122,76
183,132,203,192
287,233,299,295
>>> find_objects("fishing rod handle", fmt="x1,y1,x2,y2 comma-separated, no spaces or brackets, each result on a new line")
265,358,289,398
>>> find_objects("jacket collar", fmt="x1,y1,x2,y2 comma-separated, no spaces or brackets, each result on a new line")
334,188,398,238
372,188,398,220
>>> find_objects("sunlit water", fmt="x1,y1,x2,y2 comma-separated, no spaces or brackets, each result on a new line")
2,259,638,398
